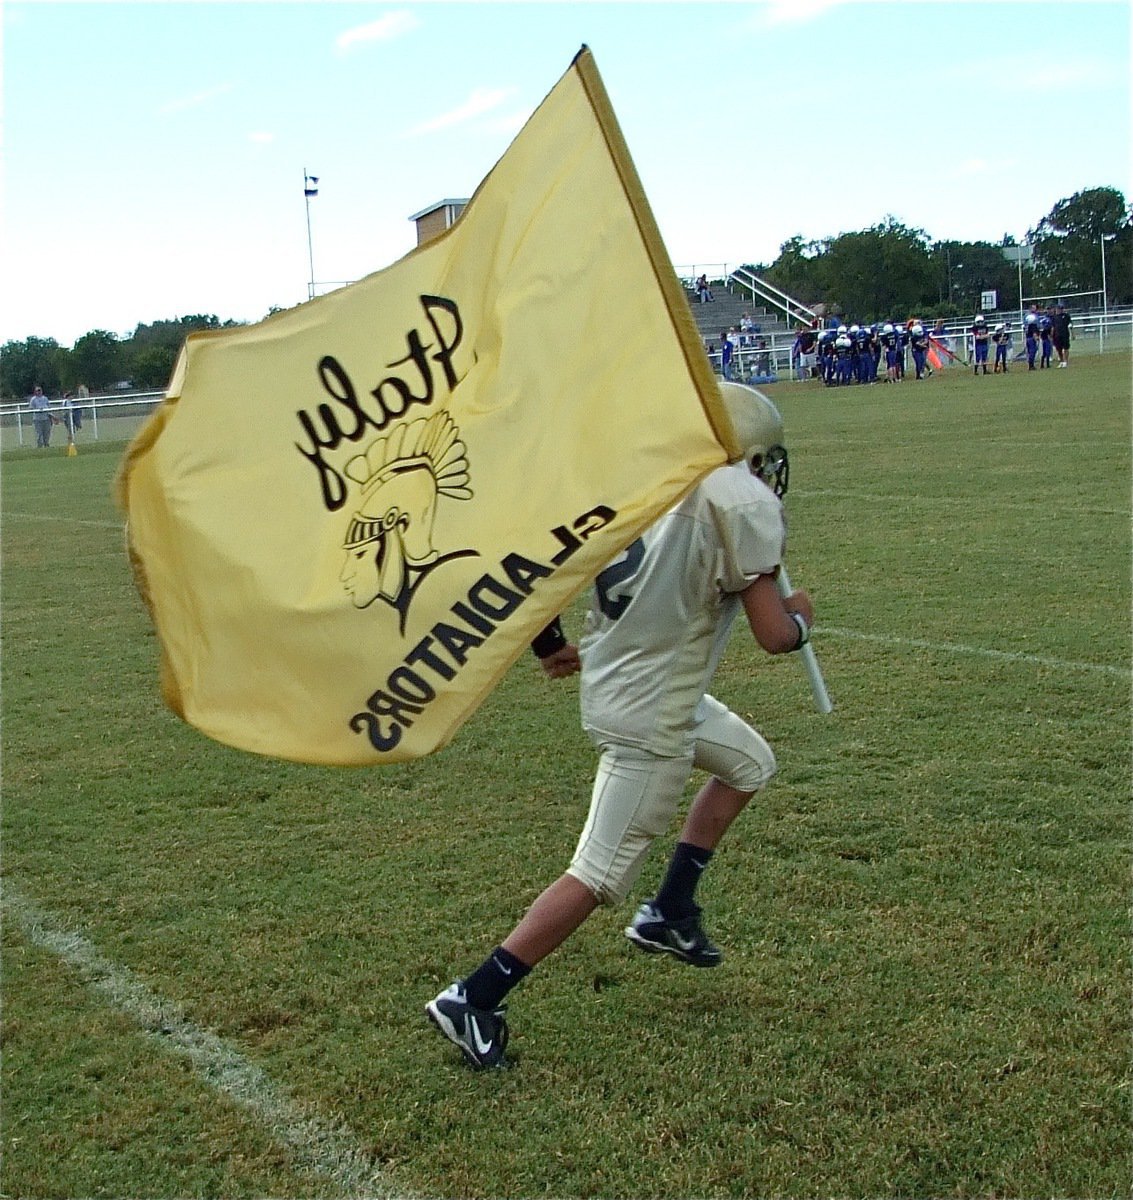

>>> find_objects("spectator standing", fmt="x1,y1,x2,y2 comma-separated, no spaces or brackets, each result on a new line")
720,328,735,380
792,324,817,381
1051,303,1072,367
63,391,83,436
30,386,52,448
695,274,714,303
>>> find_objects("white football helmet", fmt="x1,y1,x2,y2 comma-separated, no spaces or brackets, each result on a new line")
719,382,788,496
911,323,924,336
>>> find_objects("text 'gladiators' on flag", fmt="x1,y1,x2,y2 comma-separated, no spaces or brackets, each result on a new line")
116,47,738,765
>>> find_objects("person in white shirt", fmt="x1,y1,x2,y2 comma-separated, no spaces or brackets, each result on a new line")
29,386,52,448
427,383,816,1069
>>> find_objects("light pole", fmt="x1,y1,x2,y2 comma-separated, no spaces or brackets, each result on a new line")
1099,232,1116,309
304,169,319,300
1001,243,1032,331
1100,233,1115,352
1015,250,1023,329
950,257,963,306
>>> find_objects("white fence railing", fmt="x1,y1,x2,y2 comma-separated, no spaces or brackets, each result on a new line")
727,267,819,329
0,391,165,449
3,310,1130,446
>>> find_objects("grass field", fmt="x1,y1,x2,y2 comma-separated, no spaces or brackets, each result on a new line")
3,352,1130,1199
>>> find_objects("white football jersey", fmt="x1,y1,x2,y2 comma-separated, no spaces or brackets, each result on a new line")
579,461,786,756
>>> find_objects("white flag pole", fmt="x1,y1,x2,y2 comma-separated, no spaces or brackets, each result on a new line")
776,565,833,714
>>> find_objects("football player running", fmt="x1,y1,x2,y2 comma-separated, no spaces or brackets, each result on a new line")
426,383,816,1069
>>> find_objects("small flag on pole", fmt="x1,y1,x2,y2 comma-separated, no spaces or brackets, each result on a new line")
304,173,319,197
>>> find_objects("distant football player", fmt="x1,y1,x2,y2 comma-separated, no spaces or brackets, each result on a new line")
992,323,1011,373
881,322,900,383
1039,311,1054,368
834,326,853,386
818,326,838,385
1024,311,1039,370
971,314,990,375
909,322,930,380
426,384,815,1070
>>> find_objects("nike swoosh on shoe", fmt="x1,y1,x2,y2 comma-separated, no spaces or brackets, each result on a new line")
470,1016,495,1057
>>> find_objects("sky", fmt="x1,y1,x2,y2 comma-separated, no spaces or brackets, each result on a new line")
2,0,1129,348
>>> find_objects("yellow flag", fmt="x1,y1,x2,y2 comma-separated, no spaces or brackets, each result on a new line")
117,47,736,765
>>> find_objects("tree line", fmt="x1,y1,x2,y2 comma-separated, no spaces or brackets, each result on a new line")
751,186,1131,325
0,315,243,403
2,186,1128,401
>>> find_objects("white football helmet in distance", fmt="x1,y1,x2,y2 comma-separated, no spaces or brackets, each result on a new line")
719,381,789,497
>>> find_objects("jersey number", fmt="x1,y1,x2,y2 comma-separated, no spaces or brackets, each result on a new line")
595,538,644,620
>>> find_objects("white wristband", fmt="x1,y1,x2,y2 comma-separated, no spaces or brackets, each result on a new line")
788,611,810,649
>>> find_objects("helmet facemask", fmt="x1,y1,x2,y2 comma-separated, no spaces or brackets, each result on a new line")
752,442,789,498
718,382,790,498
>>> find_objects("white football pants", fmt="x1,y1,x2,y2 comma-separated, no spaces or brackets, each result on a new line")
568,695,776,904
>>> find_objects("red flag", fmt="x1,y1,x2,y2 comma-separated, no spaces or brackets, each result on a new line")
928,335,959,366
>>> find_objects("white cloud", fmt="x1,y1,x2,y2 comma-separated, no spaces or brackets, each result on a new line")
1026,60,1120,90
946,53,1120,93
158,83,234,115
950,156,1019,180
755,0,851,28
335,11,419,53
405,87,517,136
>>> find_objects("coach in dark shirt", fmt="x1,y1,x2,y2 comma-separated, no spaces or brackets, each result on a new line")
1052,304,1073,368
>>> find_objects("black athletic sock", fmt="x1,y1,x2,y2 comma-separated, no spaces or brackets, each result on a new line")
654,842,714,921
463,946,531,1011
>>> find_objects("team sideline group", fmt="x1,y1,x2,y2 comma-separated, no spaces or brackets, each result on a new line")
716,303,1074,387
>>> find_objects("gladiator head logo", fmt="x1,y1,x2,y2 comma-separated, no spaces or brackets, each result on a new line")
339,411,475,630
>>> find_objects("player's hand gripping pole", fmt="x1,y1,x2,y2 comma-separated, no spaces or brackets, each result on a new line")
777,565,833,714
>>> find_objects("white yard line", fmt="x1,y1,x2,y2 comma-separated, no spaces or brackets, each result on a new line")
3,883,410,1200
4,511,124,528
794,489,1130,518
818,625,1130,678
